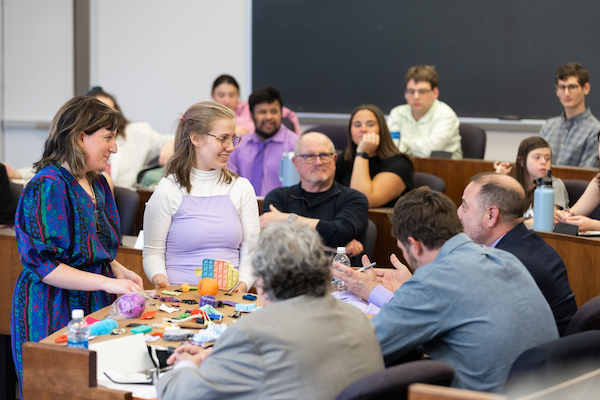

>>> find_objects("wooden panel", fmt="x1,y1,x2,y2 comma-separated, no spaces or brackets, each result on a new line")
412,157,598,207
539,232,600,307
0,230,20,336
115,247,153,290
409,383,507,400
22,342,131,400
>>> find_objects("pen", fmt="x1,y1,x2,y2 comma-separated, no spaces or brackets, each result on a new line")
356,262,376,273
225,281,242,296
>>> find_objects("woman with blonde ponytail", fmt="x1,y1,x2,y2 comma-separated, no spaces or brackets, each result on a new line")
143,102,259,292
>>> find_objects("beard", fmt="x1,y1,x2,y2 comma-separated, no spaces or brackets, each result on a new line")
255,125,280,141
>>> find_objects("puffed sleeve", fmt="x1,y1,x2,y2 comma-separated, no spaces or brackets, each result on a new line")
15,176,73,283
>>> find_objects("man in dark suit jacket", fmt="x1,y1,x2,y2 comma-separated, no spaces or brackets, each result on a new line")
458,172,577,335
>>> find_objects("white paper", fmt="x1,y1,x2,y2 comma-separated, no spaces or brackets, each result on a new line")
97,370,157,399
90,334,155,378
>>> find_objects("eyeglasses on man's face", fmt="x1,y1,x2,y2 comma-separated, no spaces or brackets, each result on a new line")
295,152,335,164
556,84,581,93
404,88,433,96
203,133,242,148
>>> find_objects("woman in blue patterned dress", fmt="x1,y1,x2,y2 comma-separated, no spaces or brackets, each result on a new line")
10,96,144,390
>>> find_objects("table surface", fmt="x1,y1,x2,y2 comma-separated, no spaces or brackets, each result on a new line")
40,286,261,348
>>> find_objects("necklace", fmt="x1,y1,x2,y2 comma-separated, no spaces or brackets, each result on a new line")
87,176,100,233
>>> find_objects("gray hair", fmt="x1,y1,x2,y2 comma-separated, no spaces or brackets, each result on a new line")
294,132,335,155
250,222,331,301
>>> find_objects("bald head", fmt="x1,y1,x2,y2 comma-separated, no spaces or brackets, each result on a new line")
294,132,335,155
470,173,527,222
458,173,526,246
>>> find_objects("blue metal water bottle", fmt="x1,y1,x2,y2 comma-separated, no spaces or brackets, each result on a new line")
533,170,555,232
279,152,300,187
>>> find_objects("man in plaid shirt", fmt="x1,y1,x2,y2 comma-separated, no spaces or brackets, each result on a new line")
540,62,600,168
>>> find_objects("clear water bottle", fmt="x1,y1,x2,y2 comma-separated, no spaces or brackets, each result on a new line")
67,309,89,349
533,170,555,233
332,247,350,292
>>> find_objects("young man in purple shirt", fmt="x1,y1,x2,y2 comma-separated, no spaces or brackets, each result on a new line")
227,86,299,196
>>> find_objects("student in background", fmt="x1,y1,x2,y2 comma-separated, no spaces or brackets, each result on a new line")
494,136,568,218
336,104,413,207
211,74,301,136
555,131,600,231
386,65,462,159
143,101,259,292
11,96,143,392
540,62,600,168
86,87,174,188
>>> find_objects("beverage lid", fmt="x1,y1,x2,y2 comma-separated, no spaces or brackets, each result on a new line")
72,309,84,319
336,247,346,253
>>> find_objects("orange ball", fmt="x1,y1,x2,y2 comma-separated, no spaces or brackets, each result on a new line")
197,277,219,296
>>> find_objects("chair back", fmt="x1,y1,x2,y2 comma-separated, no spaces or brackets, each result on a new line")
335,360,454,400
503,330,600,397
304,124,348,150
459,123,487,159
562,179,600,220
565,294,600,336
413,172,446,193
113,186,141,237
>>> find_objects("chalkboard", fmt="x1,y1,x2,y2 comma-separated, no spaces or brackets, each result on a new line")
253,0,600,119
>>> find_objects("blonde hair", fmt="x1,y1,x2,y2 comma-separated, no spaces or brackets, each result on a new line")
34,96,123,179
165,101,237,192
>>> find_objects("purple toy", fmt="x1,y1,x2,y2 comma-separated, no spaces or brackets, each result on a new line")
118,293,147,318
200,295,218,308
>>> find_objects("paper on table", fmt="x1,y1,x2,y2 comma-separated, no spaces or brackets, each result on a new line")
96,371,157,400
90,334,155,379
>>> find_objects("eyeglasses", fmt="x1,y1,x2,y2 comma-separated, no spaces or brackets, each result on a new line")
405,88,433,96
203,133,242,148
556,84,581,92
295,153,335,164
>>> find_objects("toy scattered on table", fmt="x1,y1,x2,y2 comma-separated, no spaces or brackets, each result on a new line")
106,290,155,319
229,310,243,319
200,295,218,308
235,303,257,312
140,310,157,320
225,281,242,296
131,325,152,334
158,304,180,313
242,294,257,301
161,290,180,296
180,283,191,292
192,323,228,343
163,329,195,342
154,295,180,303
196,259,240,290
111,328,127,335
221,300,238,307
173,313,192,320
180,299,198,305
197,277,219,296
89,319,119,336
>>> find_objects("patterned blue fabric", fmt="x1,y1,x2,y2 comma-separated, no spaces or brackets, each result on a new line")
10,164,120,387
540,108,600,168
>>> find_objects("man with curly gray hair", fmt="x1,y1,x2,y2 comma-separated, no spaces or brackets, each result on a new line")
157,222,384,400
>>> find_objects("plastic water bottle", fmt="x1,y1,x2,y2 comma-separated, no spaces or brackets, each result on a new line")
67,309,89,349
332,247,350,292
533,170,555,233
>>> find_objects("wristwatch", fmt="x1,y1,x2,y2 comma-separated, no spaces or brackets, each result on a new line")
356,152,369,159
287,213,298,223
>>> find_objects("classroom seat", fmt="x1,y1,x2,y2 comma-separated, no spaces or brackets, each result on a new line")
564,294,600,336
413,172,446,193
113,186,141,237
503,330,600,398
303,124,348,150
459,123,487,159
335,360,454,400
562,179,600,220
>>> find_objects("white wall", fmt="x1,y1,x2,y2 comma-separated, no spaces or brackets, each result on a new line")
90,0,251,135
1,0,73,166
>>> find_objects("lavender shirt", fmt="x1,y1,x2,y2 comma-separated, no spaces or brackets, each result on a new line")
228,125,299,196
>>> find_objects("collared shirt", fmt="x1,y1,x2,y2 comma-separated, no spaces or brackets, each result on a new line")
386,99,462,159
372,233,558,393
228,125,299,196
540,108,600,168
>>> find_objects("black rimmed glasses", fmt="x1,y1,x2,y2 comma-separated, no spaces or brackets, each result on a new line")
203,133,242,148
296,152,335,164
404,88,433,96
556,84,581,93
